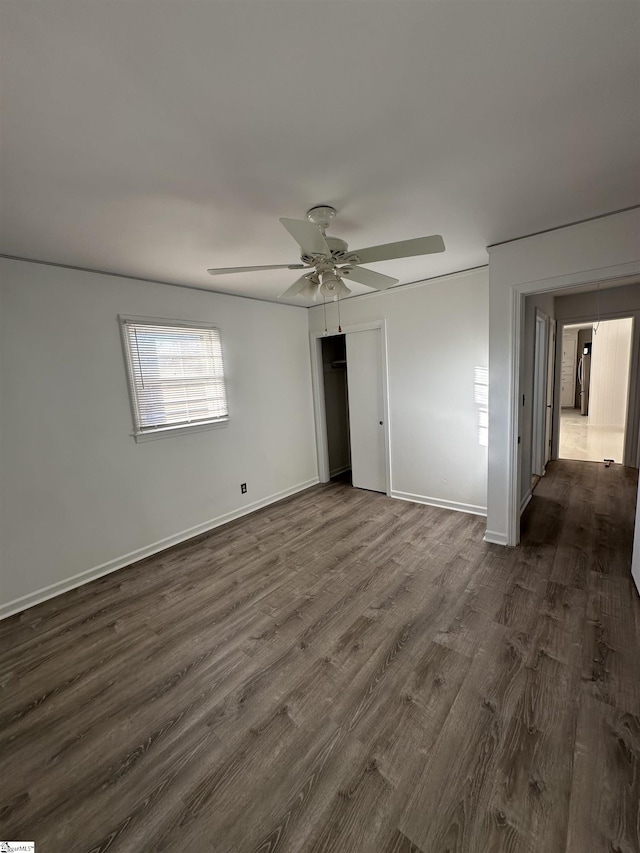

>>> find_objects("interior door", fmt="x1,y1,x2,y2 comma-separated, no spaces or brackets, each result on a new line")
532,313,548,476
545,319,556,464
345,329,386,492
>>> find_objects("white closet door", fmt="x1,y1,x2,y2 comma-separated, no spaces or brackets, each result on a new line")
346,329,386,493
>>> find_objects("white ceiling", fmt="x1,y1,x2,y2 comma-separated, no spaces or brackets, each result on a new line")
1,1,639,305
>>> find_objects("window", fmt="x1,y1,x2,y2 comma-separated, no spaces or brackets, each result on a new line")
120,316,228,440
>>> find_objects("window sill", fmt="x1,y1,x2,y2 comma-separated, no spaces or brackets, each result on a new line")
132,419,229,442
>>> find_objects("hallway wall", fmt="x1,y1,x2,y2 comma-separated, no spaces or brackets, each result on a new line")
588,318,633,430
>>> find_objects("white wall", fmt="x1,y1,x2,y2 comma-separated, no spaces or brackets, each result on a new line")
487,208,640,545
0,259,318,616
308,268,489,515
589,317,633,429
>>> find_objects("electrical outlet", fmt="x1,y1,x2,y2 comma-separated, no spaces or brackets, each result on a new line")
241,483,247,494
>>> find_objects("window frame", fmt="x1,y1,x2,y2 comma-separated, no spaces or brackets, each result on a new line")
119,314,229,442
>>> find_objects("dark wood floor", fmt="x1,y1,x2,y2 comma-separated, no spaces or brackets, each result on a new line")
1,460,639,852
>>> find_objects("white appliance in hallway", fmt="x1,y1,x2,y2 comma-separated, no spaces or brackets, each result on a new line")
578,341,591,415
560,328,578,407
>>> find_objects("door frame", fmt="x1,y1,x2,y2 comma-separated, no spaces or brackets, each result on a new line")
505,266,640,546
309,319,391,495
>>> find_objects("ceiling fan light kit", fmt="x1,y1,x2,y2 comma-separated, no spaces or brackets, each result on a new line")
206,205,445,302
319,270,351,299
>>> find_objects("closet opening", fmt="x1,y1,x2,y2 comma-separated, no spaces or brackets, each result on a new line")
320,334,352,483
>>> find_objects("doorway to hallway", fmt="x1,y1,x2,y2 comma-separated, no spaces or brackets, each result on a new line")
558,317,633,463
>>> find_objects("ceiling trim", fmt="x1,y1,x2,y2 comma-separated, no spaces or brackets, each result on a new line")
0,253,489,309
487,203,640,251
308,263,489,308
0,254,308,309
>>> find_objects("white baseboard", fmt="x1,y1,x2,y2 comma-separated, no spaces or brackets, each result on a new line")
483,530,509,546
390,490,487,517
520,489,533,516
0,477,319,621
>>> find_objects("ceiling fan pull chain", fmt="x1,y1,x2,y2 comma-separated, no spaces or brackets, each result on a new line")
337,294,342,334
323,296,328,336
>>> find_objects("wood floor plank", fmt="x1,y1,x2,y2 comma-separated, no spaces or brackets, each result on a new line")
476,634,581,852
527,581,586,669
0,460,638,852
3,648,251,838
358,641,472,793
565,694,640,853
230,724,366,853
303,749,398,853
397,623,532,852
582,571,640,714
382,830,426,853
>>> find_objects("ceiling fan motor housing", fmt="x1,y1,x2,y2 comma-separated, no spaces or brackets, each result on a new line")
301,236,349,266
299,207,349,266
326,236,348,259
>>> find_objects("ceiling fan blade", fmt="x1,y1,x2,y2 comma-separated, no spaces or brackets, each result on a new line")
338,265,398,290
350,234,445,265
208,263,305,275
280,218,330,257
279,274,318,300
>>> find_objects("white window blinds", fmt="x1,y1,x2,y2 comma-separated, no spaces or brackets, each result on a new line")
121,318,228,435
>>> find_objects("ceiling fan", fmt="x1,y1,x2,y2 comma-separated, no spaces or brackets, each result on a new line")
207,206,445,301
